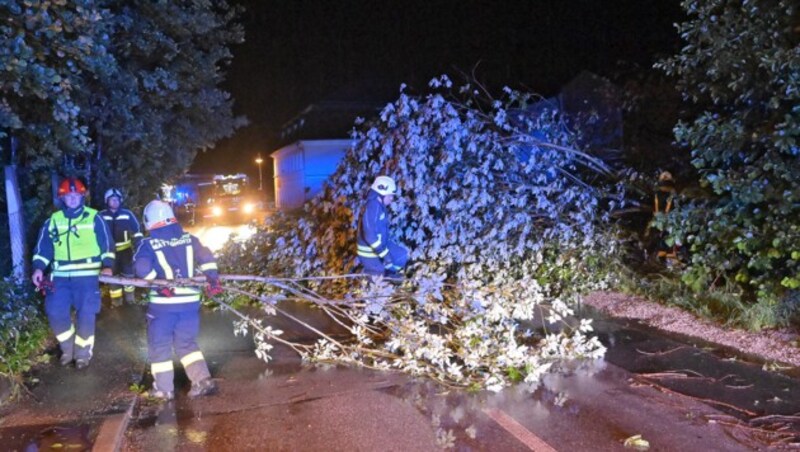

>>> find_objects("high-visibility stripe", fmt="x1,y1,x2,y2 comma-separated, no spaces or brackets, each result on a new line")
180,351,205,367
378,248,389,258
116,214,130,220
357,249,379,258
101,252,115,260
155,251,174,279
151,361,174,374
33,255,50,266
54,261,102,271
109,288,123,298
56,325,75,342
52,269,101,277
75,335,95,348
369,235,382,249
133,232,143,238
199,262,217,272
102,216,114,221
116,241,132,251
357,245,373,252
144,270,157,280
149,295,201,304
123,286,135,293
186,246,195,278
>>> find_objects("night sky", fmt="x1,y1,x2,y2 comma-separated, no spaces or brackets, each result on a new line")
191,0,684,182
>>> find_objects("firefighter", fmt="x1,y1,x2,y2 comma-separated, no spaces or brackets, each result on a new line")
100,188,143,306
134,200,221,400
31,177,115,370
356,175,408,276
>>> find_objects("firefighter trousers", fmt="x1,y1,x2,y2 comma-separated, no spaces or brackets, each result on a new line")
44,276,101,362
147,306,211,393
358,242,409,276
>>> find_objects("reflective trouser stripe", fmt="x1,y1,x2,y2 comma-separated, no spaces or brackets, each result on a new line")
75,335,95,348
144,270,157,280
180,351,205,368
56,325,75,343
199,262,217,272
123,286,135,293
151,361,174,375
116,241,132,251
110,288,123,298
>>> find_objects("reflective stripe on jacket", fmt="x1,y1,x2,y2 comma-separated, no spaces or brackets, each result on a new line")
100,208,143,251
357,190,391,260
32,207,115,277
133,224,219,307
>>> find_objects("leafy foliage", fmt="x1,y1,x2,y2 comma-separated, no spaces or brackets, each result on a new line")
0,277,47,401
221,77,623,389
0,0,244,274
655,0,800,326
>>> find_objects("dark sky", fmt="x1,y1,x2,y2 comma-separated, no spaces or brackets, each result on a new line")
191,0,684,179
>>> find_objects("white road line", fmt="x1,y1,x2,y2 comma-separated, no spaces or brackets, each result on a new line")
483,408,558,452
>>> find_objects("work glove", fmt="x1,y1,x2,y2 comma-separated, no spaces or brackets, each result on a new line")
100,268,113,276
157,287,176,297
38,279,55,296
205,278,223,297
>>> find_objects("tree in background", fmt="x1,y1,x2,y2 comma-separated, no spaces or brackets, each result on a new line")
656,0,800,328
0,0,244,273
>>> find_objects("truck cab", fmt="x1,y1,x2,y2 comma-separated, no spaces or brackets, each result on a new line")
202,174,261,224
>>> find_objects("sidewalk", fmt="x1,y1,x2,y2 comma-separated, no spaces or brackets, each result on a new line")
0,303,148,450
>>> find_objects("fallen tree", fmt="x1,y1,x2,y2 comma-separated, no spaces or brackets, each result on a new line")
214,77,625,390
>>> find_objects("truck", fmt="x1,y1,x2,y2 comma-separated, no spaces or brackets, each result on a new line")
201,173,262,224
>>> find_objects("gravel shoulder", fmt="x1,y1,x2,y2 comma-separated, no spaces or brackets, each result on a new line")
583,291,800,367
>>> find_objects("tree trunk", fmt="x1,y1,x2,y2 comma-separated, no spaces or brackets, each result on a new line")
4,165,27,282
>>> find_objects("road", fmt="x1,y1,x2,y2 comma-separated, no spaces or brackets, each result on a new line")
186,223,258,253
2,223,799,450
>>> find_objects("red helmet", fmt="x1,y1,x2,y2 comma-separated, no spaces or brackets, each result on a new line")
57,178,87,197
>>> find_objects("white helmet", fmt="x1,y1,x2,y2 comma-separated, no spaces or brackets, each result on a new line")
143,200,177,230
104,187,123,204
371,175,397,196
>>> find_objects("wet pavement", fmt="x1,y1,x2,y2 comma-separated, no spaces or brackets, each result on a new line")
0,303,147,451
3,295,800,450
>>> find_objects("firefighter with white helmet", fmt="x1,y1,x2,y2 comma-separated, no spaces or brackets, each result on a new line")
134,200,220,400
31,177,115,370
99,188,142,306
356,175,409,276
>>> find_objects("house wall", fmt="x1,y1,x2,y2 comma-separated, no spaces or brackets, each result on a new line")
271,139,350,210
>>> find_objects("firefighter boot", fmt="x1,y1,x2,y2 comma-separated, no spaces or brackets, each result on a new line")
188,378,218,398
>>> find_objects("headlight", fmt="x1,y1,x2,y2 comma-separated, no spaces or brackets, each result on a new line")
212,206,222,216
243,203,254,214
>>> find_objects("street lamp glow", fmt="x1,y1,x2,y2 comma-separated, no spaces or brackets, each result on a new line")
255,153,264,191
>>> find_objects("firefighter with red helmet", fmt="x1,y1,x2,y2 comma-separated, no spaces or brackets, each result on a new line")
31,177,115,370
100,188,143,306
134,200,220,400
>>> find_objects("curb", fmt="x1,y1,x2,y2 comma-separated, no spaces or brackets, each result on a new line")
92,395,137,452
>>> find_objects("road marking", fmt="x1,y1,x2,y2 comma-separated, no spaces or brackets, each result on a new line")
483,408,557,452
